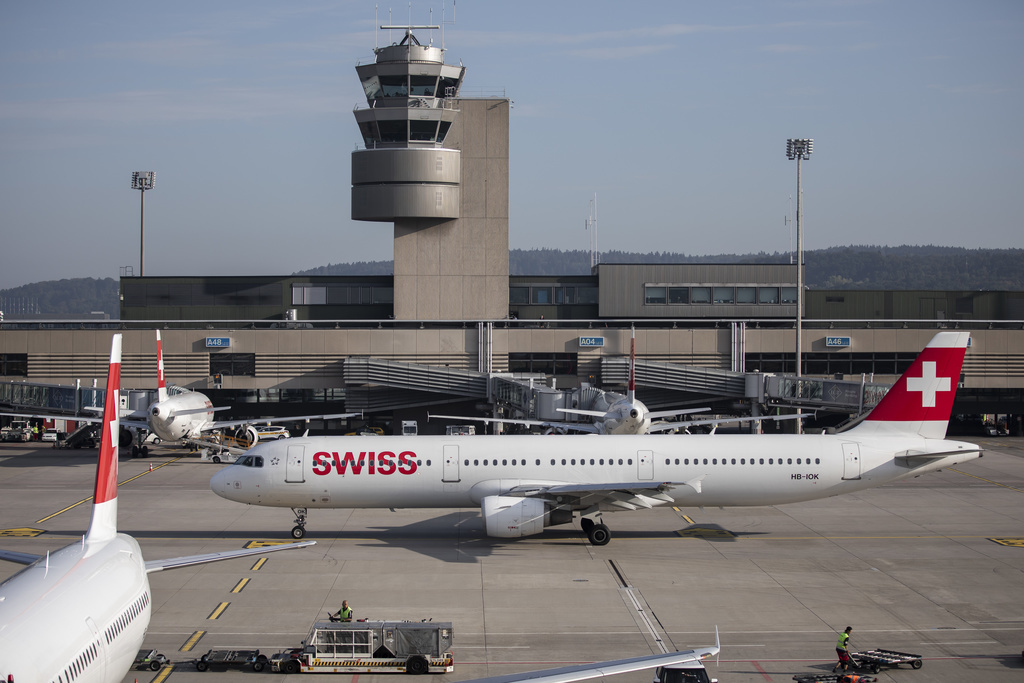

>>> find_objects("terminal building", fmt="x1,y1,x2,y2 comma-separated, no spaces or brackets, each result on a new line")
2,26,1022,436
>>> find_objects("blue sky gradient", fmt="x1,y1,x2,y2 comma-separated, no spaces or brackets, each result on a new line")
1,1,1021,288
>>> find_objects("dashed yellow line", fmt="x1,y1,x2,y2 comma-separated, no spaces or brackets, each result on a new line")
151,664,174,683
180,630,206,651
208,602,230,620
949,468,1024,493
231,578,250,593
35,457,184,523
251,557,268,571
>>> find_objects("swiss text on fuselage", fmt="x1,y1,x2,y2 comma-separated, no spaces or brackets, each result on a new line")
312,451,418,476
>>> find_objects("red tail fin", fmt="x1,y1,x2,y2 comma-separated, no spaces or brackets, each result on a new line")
86,334,121,543
156,329,168,403
854,332,968,439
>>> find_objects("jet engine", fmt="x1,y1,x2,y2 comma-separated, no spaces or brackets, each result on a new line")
235,425,260,446
481,495,572,538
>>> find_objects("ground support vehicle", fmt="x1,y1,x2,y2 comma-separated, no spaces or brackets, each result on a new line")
1,421,32,442
654,661,717,683
134,649,169,671
793,675,877,683
850,648,922,673
270,620,454,675
58,424,98,449
194,649,268,672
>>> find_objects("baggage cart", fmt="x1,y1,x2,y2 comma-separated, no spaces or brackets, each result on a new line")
194,649,269,672
851,648,923,673
134,649,169,671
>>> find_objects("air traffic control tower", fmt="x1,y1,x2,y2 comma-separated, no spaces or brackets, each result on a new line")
351,25,510,320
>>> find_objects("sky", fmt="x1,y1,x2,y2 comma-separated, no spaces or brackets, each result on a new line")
1,0,1022,290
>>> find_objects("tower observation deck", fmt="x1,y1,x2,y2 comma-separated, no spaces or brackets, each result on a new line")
351,26,466,221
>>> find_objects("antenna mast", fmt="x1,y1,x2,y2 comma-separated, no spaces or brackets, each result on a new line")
585,193,600,269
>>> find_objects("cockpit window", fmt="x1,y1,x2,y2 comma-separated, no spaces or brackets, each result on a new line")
236,455,264,468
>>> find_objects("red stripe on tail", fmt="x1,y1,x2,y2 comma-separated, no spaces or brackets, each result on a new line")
865,333,967,424
94,335,122,505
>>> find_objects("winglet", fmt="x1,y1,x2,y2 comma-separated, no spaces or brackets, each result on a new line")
156,329,168,403
86,333,121,544
853,332,969,439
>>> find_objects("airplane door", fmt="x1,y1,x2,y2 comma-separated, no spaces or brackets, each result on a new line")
842,443,861,480
442,445,460,482
637,450,654,480
286,445,305,483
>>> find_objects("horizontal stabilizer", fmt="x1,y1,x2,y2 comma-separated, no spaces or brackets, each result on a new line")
0,549,44,566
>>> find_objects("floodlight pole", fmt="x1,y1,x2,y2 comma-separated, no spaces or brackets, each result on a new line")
131,172,156,276
786,139,812,433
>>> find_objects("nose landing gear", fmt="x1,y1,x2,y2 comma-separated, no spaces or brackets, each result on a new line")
291,507,308,539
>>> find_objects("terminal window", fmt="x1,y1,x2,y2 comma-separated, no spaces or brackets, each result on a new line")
210,353,255,377
0,353,28,377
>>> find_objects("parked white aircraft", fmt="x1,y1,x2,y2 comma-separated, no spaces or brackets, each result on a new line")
3,330,357,456
0,334,315,683
431,336,716,435
211,332,981,545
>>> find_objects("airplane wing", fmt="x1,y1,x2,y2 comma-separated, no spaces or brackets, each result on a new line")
0,550,43,566
145,540,316,573
429,413,599,434
206,412,361,431
505,481,677,510
454,642,719,683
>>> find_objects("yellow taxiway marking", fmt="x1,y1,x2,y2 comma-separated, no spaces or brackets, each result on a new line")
180,630,206,651
0,527,45,537
35,457,185,523
231,577,250,593
251,557,268,571
676,528,736,538
208,602,230,620
989,538,1024,547
949,468,1024,493
245,540,301,548
151,665,174,683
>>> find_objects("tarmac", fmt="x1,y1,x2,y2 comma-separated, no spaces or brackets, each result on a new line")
1,436,1022,683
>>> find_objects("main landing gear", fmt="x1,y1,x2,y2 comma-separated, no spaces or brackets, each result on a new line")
580,516,611,546
291,507,308,539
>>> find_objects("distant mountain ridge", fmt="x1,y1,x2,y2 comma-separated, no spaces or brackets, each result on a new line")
2,246,1021,316
300,245,1024,290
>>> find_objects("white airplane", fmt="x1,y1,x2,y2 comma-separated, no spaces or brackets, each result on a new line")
3,330,358,456
0,334,316,683
431,336,717,435
211,332,982,545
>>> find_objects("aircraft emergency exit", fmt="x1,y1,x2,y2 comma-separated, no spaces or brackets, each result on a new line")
0,335,315,683
211,332,982,546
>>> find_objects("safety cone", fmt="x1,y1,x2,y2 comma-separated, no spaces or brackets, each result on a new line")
149,463,153,472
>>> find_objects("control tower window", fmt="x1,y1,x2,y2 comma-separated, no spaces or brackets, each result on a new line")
380,75,408,98
644,286,666,305
358,121,378,147
410,120,438,142
714,287,734,304
759,287,780,304
781,287,798,304
377,120,407,143
438,76,459,98
737,287,756,304
410,75,437,97
691,287,711,304
360,74,382,100
437,121,452,143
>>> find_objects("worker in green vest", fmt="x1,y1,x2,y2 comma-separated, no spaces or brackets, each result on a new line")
833,626,853,673
331,599,353,622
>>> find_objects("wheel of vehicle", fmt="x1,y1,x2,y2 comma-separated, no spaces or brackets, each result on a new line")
870,663,880,674
292,525,306,539
149,661,161,671
911,659,922,669
587,523,611,546
196,661,209,672
142,445,149,457
253,661,265,672
212,455,221,464
131,445,139,458
406,656,429,675
282,659,301,674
